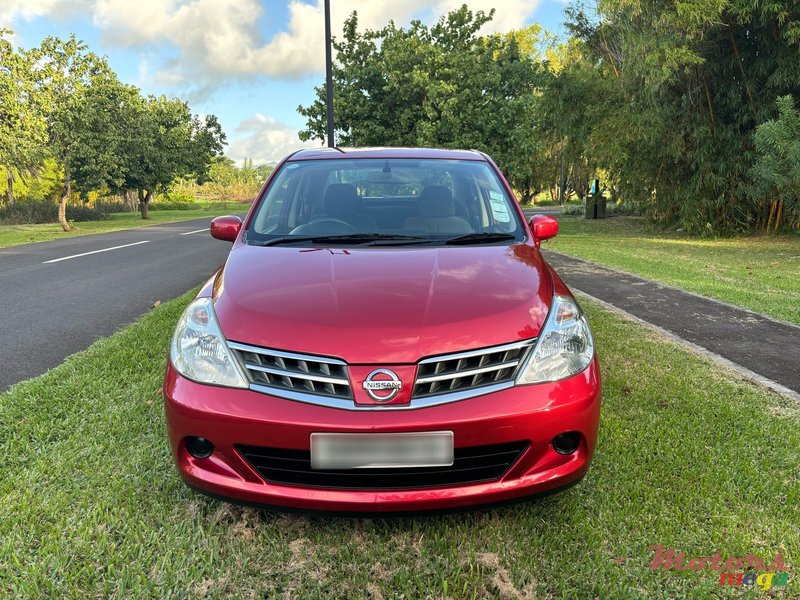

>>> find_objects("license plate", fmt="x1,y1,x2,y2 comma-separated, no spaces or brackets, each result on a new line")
310,431,454,470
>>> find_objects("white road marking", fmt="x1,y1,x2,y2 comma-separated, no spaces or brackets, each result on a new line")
180,228,209,236
43,240,151,264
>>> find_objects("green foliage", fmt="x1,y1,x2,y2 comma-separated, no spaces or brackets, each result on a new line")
175,156,272,201
0,30,49,203
748,95,800,229
298,7,548,200
115,94,226,216
207,156,272,188
0,158,63,202
556,0,800,233
38,36,123,191
0,31,227,225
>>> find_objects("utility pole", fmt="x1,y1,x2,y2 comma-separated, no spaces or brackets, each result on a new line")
324,0,335,148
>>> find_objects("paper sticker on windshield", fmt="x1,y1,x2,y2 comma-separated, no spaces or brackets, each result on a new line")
489,191,511,223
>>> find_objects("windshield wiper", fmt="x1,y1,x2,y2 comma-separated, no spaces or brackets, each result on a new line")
256,233,434,247
444,232,519,245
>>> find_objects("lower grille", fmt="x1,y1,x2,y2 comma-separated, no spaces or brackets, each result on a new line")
237,441,528,490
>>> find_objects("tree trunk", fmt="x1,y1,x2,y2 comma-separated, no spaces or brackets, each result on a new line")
139,188,152,219
774,199,783,233
124,189,137,212
5,169,14,205
58,177,71,232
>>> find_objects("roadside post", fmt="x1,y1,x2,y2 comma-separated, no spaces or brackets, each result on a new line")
585,178,607,219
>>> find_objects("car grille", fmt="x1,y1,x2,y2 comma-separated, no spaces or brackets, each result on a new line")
237,441,529,490
228,342,353,400
412,341,532,399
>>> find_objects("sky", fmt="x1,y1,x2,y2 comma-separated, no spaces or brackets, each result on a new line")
1,0,571,166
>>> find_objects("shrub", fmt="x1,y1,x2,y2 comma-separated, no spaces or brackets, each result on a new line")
147,190,196,211
561,200,640,217
0,200,109,224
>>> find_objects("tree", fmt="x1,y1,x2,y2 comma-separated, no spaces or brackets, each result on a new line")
749,96,800,232
298,6,547,199
0,30,48,205
561,0,800,233
38,36,128,231
116,96,225,219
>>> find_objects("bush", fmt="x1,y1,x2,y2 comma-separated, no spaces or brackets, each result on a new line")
147,190,196,211
162,190,196,204
94,199,130,214
0,200,109,225
561,200,641,217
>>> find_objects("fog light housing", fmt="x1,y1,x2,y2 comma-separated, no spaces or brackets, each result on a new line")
552,432,581,455
186,436,214,459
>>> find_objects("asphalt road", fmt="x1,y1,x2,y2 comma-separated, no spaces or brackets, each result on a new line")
0,218,235,391
543,249,800,397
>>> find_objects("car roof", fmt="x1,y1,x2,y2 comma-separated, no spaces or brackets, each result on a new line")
287,147,488,162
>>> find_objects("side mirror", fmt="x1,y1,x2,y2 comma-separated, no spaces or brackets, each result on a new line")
210,215,242,242
529,214,558,247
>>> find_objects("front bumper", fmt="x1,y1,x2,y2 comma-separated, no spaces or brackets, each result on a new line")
163,357,601,513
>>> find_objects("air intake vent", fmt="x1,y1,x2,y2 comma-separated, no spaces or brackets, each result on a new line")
237,441,529,489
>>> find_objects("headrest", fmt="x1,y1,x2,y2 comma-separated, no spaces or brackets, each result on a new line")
419,186,455,218
324,183,361,215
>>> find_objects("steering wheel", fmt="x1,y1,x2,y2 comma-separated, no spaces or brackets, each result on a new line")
290,218,356,236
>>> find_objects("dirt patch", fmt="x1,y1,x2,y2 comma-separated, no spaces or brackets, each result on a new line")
475,552,529,599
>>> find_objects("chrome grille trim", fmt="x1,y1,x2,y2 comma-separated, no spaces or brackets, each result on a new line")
412,339,534,400
228,339,535,410
415,361,521,384
417,340,532,364
243,363,349,386
229,341,353,401
229,342,347,366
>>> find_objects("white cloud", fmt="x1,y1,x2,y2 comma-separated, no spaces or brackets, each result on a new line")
4,0,541,95
0,0,89,25
226,113,317,165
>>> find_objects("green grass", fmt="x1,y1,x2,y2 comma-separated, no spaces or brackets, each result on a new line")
547,216,800,325
1,292,797,597
0,204,245,248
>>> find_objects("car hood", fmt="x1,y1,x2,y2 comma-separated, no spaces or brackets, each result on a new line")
211,243,552,364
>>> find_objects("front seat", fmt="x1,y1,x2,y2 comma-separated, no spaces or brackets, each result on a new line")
317,183,377,231
404,186,472,234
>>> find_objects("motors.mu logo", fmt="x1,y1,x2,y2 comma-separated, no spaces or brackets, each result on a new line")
648,545,790,591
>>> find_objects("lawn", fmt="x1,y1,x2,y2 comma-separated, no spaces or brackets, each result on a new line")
1,291,797,597
547,216,800,326
0,204,246,248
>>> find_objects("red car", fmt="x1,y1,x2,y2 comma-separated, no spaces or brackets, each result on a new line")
164,147,601,513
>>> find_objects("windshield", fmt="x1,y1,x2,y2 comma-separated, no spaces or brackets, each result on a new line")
244,158,525,246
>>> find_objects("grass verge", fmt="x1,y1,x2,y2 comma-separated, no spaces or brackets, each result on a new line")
1,291,797,597
0,204,245,248
547,216,800,325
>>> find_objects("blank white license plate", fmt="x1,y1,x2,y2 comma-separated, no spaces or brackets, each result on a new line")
310,431,454,470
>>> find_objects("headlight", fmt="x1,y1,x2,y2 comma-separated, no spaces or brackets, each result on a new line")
516,295,594,385
170,298,248,388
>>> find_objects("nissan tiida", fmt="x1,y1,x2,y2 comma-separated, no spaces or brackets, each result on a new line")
164,147,601,513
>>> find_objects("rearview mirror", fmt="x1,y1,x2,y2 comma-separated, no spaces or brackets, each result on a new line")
210,215,242,242
529,214,558,247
